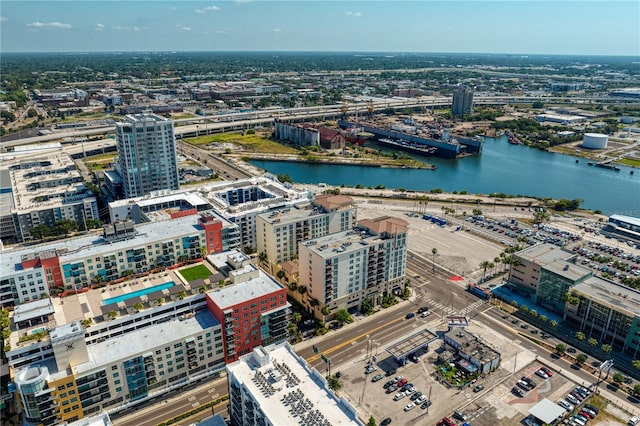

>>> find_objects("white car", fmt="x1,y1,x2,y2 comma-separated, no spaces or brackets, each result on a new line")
420,311,431,318
405,387,415,395
365,365,377,374
535,369,549,379
404,403,416,412
415,395,428,404
558,399,574,412
393,392,406,401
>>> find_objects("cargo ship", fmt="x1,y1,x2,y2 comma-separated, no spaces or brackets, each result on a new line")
338,119,483,158
377,138,438,157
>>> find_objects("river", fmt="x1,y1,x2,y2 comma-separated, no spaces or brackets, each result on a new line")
249,136,639,216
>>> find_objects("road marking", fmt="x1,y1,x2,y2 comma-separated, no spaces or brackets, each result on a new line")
306,316,404,363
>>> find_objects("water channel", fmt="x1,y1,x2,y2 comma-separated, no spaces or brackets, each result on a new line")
250,136,639,216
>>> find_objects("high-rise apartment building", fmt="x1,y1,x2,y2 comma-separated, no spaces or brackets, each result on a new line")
256,194,357,264
451,86,474,116
115,114,179,198
298,216,408,319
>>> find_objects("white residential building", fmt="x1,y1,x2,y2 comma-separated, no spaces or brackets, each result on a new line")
299,216,408,319
115,114,179,198
226,342,363,426
256,194,357,264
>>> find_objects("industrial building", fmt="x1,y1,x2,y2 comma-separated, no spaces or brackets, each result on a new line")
0,152,99,243
256,194,357,264
226,342,363,426
298,216,408,319
601,215,640,243
273,120,319,147
114,113,180,198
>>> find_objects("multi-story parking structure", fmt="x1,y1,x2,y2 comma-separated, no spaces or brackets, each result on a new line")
298,216,408,319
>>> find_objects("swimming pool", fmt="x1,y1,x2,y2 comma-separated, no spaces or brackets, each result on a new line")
103,281,175,305
31,327,45,335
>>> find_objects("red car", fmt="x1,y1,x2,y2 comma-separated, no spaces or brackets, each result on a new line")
397,378,408,387
540,366,554,376
437,418,456,426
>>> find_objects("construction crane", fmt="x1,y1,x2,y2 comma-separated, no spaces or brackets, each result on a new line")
366,100,374,119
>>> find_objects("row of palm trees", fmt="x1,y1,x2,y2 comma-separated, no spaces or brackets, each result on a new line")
479,251,521,280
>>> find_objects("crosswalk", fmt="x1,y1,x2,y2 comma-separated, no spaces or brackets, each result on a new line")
421,298,486,317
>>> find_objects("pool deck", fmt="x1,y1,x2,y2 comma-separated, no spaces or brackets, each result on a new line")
50,261,218,326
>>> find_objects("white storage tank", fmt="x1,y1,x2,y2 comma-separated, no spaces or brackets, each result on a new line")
582,133,608,149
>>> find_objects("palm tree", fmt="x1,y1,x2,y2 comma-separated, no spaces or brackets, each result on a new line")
493,257,501,275
480,260,491,280
326,376,343,393
588,337,598,347
632,360,640,371
575,331,586,341
549,320,558,328
292,312,302,324
133,302,144,313
258,252,267,264
601,344,612,355
108,310,118,320
199,285,207,294
155,297,164,306
177,290,187,300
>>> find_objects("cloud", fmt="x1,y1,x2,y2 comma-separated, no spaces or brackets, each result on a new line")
94,23,105,31
168,6,177,11
216,30,228,34
234,0,252,3
273,28,282,33
181,26,192,31
112,26,144,32
28,21,72,29
133,26,141,32
345,11,363,17
194,5,220,14
0,16,8,22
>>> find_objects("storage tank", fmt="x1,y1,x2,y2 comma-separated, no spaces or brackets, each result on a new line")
582,133,608,149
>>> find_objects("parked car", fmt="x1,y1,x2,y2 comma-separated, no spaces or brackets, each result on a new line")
512,387,525,397
540,366,554,376
405,312,415,319
383,380,395,389
404,403,416,412
558,399,574,411
420,311,431,318
453,410,467,421
420,400,432,409
417,306,430,314
371,374,383,382
438,418,456,426
397,378,408,387
393,375,403,383
365,365,377,374
385,369,397,377
535,369,549,379
583,404,599,415
415,395,427,404
386,385,398,394
522,376,537,388
566,394,580,405
380,418,392,426
410,391,423,401
393,392,406,401
473,384,485,393
517,380,532,391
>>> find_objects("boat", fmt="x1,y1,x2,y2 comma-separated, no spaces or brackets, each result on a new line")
506,131,522,145
377,138,438,157
575,159,579,163
342,127,373,146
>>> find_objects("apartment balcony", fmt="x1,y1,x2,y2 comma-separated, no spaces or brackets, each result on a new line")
188,355,197,362
187,348,196,355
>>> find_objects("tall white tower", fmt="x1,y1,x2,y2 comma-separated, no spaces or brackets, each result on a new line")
115,113,179,198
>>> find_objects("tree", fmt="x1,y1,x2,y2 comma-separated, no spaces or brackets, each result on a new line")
326,376,343,392
133,302,144,312
576,354,588,365
587,337,598,347
601,344,612,354
258,252,267,263
549,319,558,328
297,286,307,296
367,416,377,426
108,310,118,320
155,297,164,306
276,269,286,280
556,343,566,355
529,309,537,318
533,210,550,225
29,224,50,240
539,315,548,323
361,299,374,315
520,305,529,313
292,312,302,324
177,290,187,300
633,360,640,371
199,285,207,294
335,309,352,324
321,305,331,316
480,260,491,280
431,247,438,271
575,331,586,341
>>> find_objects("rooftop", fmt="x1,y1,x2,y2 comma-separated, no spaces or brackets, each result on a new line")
206,268,284,309
542,259,591,282
227,342,363,426
358,216,408,236
573,275,640,318
312,194,355,211
515,243,574,265
73,310,219,376
528,398,566,424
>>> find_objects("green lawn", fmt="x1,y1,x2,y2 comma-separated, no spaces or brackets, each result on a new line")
179,265,212,282
187,132,299,154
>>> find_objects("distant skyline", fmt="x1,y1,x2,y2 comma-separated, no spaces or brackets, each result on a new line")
1,1,639,56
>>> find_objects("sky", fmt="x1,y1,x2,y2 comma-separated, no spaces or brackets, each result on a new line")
1,1,639,55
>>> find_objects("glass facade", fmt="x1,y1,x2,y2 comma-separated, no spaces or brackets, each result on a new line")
536,268,590,314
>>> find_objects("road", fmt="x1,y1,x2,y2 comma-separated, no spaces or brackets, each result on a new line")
176,141,252,181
